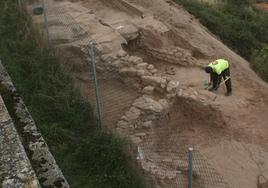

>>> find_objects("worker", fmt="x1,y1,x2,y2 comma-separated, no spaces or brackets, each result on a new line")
205,59,232,96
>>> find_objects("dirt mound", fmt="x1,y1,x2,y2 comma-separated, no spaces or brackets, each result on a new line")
165,97,226,145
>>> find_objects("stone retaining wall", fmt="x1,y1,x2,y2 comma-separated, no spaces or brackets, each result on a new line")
0,61,69,188
0,95,40,188
145,47,201,67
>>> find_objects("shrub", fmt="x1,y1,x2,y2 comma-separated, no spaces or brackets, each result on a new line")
176,0,268,80
0,1,144,187
252,46,268,81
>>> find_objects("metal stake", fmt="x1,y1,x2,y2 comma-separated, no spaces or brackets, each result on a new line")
41,0,51,48
89,43,102,128
18,0,22,7
188,147,193,188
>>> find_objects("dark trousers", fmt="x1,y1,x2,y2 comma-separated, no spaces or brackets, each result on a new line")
211,68,232,93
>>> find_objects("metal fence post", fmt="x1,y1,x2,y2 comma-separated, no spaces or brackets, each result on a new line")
188,147,193,188
18,0,22,7
41,0,51,48
88,42,102,128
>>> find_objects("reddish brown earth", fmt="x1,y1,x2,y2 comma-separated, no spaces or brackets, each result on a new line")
256,3,268,11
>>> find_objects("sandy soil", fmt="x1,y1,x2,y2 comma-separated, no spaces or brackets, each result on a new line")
255,3,268,11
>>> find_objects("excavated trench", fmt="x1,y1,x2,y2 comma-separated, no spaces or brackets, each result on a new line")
122,28,205,82
122,29,163,59
122,30,173,80
139,96,228,187
153,97,226,149
122,27,208,64
119,30,229,187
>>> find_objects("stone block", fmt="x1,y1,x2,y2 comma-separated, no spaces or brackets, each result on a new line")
130,136,142,144
117,120,129,129
117,49,127,57
166,80,179,93
137,69,146,76
119,67,137,76
128,56,143,65
136,62,148,69
133,96,164,113
142,86,155,95
147,64,155,70
125,107,141,121
142,121,153,128
141,76,166,87
149,68,158,74
158,99,169,109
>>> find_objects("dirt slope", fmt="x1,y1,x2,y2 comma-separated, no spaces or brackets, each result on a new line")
37,0,268,187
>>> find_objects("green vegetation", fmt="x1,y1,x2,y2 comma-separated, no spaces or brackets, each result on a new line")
251,45,268,80
0,1,144,187
176,0,268,81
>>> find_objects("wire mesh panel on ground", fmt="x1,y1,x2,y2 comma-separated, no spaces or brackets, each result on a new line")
24,0,140,129
137,98,231,188
23,0,232,187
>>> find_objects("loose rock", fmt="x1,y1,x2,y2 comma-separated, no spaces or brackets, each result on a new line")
119,67,137,76
117,49,127,57
137,62,148,69
147,64,155,70
149,68,158,74
158,99,169,109
142,121,153,128
128,56,143,64
142,86,155,95
125,107,141,121
166,80,179,93
141,76,167,88
133,96,164,113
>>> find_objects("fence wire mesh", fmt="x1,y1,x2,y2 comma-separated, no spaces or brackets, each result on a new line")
22,0,232,187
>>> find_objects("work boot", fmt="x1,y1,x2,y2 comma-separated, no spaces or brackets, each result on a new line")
225,91,232,96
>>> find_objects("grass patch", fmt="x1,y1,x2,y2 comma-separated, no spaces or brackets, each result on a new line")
175,0,268,81
0,1,145,187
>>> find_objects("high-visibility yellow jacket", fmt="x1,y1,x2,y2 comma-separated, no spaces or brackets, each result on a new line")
208,59,229,75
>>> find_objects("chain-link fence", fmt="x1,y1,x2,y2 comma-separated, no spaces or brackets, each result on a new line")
20,0,232,187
